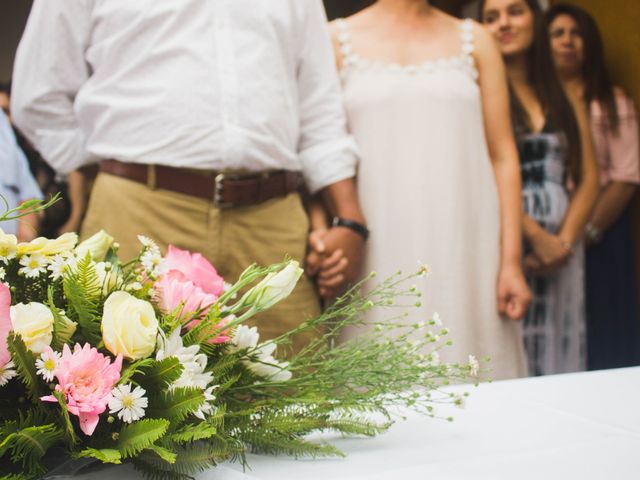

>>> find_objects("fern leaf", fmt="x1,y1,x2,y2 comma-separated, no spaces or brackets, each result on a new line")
7,424,64,476
117,419,169,459
7,335,41,401
136,358,183,390
52,391,79,445
76,448,122,464
47,287,76,350
144,444,177,464
147,388,204,424
63,254,102,344
118,358,155,386
170,423,217,443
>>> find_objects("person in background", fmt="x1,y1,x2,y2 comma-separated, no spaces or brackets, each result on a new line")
0,109,42,241
309,0,532,380
11,0,366,353
481,0,599,376
546,4,640,370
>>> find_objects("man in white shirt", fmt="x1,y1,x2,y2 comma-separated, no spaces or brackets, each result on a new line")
11,0,367,351
0,110,42,241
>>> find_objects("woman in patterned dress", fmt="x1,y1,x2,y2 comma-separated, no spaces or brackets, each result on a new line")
481,0,599,375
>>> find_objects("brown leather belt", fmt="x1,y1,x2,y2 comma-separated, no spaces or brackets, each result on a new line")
100,159,303,208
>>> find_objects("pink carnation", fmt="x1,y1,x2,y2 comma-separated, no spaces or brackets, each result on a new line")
42,344,122,436
163,245,224,297
0,283,11,368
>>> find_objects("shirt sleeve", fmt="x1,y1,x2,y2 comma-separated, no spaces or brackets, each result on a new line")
0,111,43,203
606,95,640,184
294,0,359,194
11,0,99,174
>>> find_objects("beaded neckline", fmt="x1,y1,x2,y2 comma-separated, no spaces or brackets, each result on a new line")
335,18,478,80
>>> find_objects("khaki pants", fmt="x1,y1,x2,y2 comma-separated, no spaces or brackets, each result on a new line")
81,172,321,353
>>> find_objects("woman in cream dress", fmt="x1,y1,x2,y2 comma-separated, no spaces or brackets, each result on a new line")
313,0,531,379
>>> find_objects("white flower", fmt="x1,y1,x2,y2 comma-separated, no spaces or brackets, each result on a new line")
237,261,302,312
109,384,148,423
47,254,75,281
0,229,18,262
229,325,260,352
156,329,216,391
432,312,442,326
36,349,61,382
10,302,55,354
0,267,5,281
102,291,158,360
141,249,164,277
137,235,160,254
468,355,479,377
417,262,430,277
126,282,143,291
0,361,17,386
18,254,48,278
194,385,218,420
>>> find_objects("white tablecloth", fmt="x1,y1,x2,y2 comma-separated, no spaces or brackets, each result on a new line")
76,368,640,480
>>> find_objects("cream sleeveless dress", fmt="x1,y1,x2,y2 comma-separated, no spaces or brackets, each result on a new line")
336,19,528,380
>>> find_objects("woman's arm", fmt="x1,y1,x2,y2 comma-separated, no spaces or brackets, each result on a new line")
474,23,531,319
557,93,600,245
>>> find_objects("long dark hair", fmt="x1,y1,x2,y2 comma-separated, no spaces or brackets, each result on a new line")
545,3,619,132
479,0,582,182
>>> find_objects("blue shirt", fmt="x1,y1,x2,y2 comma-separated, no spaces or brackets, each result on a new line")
0,110,43,235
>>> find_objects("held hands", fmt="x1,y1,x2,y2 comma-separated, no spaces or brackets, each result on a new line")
526,228,572,275
497,262,532,320
306,226,364,299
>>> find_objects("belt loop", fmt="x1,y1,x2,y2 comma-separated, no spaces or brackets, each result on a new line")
147,164,157,190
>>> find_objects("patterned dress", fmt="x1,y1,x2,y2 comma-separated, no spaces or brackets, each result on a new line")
518,121,586,376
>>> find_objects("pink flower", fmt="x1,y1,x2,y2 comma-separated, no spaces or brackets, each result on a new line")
0,283,11,368
163,245,224,297
155,271,218,322
154,272,230,344
42,344,122,436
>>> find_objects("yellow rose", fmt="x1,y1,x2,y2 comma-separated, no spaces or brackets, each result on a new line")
75,230,115,260
10,302,54,354
17,232,78,257
102,291,158,360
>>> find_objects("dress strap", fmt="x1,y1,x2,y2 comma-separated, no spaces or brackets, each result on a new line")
459,19,478,80
334,18,357,66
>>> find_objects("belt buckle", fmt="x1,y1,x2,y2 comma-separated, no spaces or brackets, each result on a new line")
214,173,233,208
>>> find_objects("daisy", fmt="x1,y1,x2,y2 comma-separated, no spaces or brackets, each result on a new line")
0,361,17,386
47,254,69,281
109,384,148,423
18,254,48,278
141,250,164,277
36,349,61,382
137,235,160,254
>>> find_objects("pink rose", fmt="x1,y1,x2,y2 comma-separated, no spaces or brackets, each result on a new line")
42,343,122,436
0,283,11,368
163,245,224,297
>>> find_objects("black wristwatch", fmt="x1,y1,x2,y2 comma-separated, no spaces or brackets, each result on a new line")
331,217,370,241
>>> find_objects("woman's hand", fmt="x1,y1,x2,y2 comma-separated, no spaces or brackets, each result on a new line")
497,262,532,320
528,228,572,272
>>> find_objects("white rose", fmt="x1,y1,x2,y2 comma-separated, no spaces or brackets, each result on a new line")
76,230,114,260
10,302,54,354
238,261,303,312
102,291,158,360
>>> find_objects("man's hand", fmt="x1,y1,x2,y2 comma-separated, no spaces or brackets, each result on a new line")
306,226,362,299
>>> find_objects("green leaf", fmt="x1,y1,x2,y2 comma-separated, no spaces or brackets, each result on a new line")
76,448,122,464
147,387,204,424
63,253,102,344
144,444,177,464
117,419,169,459
7,334,41,402
136,357,183,390
5,424,64,476
47,287,77,350
52,391,79,446
170,423,217,443
118,358,155,386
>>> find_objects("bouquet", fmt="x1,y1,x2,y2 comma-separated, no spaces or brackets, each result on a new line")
0,205,481,480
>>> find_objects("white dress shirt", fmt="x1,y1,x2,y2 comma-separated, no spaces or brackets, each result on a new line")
0,111,43,235
11,0,357,193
